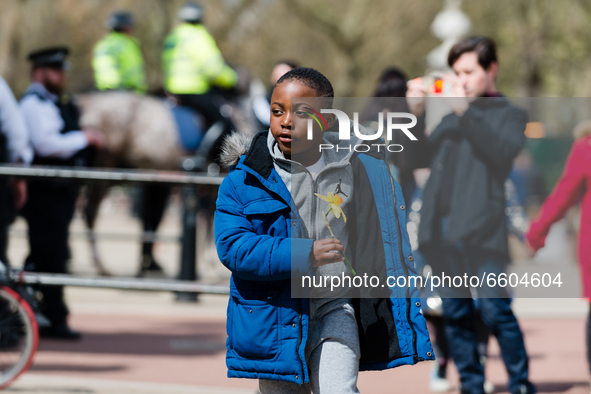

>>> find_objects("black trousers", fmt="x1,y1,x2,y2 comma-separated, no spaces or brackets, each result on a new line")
176,93,234,165
22,181,79,325
176,92,227,129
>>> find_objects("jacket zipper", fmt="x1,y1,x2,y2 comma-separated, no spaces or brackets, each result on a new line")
295,170,315,383
297,176,316,382
297,299,305,381
385,162,420,363
311,178,317,239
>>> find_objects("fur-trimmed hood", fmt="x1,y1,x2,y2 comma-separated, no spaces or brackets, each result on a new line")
219,132,254,168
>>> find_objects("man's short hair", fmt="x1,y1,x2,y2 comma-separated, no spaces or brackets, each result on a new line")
274,59,299,69
276,67,334,98
448,36,497,70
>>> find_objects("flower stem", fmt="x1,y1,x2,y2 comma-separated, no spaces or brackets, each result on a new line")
323,211,356,276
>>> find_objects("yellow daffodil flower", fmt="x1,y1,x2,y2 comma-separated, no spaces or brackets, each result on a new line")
314,191,356,275
314,192,347,223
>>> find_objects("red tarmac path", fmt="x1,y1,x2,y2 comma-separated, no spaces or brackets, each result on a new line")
9,292,590,394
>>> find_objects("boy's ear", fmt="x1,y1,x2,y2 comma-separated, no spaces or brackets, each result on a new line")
325,113,336,129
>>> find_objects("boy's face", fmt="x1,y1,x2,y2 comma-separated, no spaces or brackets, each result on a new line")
270,80,331,162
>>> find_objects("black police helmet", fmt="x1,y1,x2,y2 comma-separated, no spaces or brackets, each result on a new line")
106,11,134,31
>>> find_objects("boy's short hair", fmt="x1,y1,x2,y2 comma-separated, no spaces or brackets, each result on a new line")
276,67,334,98
448,36,497,70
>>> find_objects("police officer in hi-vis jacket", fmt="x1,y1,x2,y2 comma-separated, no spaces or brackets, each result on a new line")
163,2,237,130
93,11,147,93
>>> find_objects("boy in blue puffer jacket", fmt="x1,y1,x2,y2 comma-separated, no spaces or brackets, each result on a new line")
215,67,433,393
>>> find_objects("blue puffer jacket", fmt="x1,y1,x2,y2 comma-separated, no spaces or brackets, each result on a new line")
214,132,434,384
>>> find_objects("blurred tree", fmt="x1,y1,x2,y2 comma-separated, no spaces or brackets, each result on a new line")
0,0,25,85
1,0,591,103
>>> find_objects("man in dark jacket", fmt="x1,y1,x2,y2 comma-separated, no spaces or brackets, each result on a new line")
407,36,535,394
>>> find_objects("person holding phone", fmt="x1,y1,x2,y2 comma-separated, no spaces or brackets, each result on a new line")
406,36,536,394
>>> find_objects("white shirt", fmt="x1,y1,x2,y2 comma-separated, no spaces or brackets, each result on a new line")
19,82,87,160
252,94,270,126
0,77,33,163
305,152,326,180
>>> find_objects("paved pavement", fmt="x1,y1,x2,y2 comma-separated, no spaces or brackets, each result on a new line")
3,194,590,393
4,287,588,394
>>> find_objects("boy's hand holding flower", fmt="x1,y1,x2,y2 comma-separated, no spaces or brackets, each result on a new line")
312,238,345,267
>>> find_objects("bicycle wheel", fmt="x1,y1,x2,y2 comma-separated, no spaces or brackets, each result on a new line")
0,285,38,388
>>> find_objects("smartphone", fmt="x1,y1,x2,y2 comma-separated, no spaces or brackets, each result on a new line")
432,78,444,94
415,76,445,95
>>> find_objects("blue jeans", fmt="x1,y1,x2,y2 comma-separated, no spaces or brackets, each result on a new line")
428,218,535,394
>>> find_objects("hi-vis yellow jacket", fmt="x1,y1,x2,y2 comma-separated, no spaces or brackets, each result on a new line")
163,23,237,95
93,32,147,93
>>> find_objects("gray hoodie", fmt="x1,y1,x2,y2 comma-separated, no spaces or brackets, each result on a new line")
268,126,361,299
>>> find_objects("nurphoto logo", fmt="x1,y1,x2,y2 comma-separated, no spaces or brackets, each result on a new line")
306,109,418,152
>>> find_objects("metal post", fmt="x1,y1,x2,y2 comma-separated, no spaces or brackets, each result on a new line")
176,184,199,302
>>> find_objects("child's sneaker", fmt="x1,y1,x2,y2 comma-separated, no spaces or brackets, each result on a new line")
429,363,452,392
430,377,452,392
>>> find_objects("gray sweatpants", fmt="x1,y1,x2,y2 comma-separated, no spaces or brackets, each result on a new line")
259,298,361,394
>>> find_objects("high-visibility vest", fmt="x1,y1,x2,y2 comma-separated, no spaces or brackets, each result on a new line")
163,23,237,95
93,32,147,93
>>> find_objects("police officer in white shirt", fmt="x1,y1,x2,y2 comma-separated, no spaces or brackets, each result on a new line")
0,76,33,266
19,47,103,339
